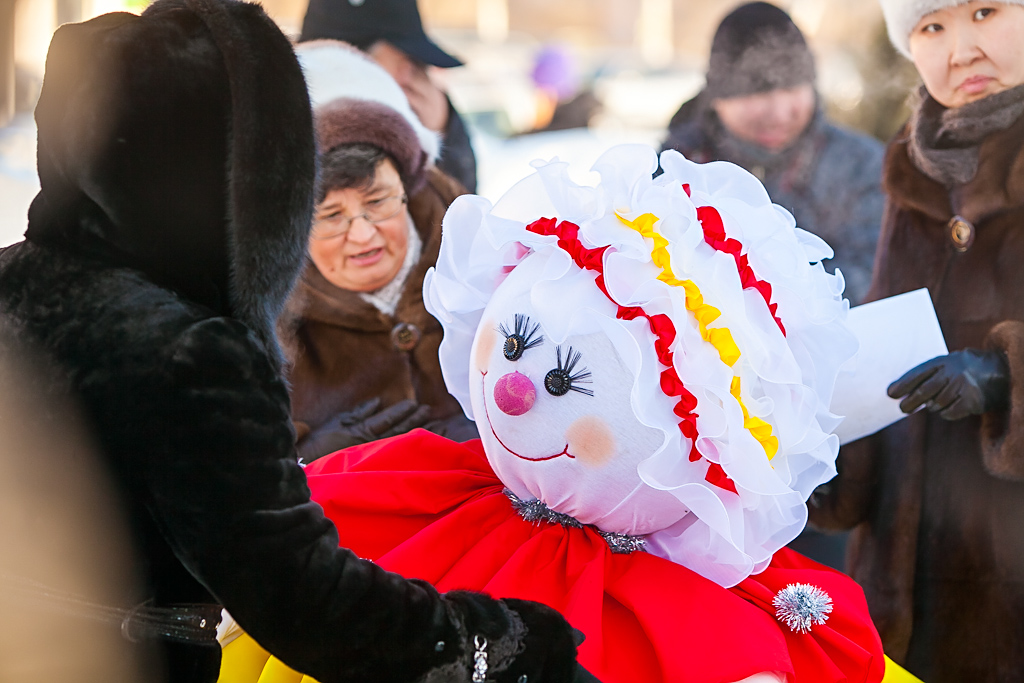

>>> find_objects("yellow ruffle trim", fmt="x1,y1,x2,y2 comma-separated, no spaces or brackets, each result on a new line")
617,212,778,462
730,377,779,460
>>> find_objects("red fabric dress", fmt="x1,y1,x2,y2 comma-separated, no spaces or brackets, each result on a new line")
304,429,885,683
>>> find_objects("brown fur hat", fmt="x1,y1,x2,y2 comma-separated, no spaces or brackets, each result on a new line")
315,97,428,194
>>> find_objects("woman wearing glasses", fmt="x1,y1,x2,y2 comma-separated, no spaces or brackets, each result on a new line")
279,84,476,463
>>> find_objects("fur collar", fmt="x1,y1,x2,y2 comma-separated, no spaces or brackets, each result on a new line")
885,109,1024,225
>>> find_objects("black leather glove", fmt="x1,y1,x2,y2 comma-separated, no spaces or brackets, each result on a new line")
888,348,1010,421
297,398,431,463
438,591,579,683
572,663,603,683
423,414,480,443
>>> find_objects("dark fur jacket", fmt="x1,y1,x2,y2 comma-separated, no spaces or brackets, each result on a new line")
0,2,561,682
281,167,477,455
809,111,1024,682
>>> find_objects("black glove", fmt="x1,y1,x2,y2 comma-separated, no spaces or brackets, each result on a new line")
441,591,579,683
887,348,1010,421
572,663,603,683
297,398,431,462
423,414,480,442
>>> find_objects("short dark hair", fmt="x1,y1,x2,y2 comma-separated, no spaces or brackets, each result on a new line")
316,143,409,203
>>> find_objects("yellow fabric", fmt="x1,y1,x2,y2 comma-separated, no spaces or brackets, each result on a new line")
218,633,320,683
679,280,741,366
882,655,925,683
616,213,741,366
218,625,921,683
730,378,780,460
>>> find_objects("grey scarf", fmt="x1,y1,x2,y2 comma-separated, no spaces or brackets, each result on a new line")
706,103,824,188
909,84,1024,187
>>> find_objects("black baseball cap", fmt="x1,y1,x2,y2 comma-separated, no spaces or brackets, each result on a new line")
300,0,463,68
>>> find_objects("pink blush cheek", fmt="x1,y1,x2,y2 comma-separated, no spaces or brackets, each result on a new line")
474,324,498,373
565,416,616,467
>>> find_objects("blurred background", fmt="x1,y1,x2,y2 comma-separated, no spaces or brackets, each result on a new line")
0,0,919,248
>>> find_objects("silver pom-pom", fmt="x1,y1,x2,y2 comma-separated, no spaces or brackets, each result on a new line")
772,583,833,634
596,530,647,554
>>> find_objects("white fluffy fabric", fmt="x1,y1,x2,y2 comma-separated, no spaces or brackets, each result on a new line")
880,0,1024,57
295,40,441,163
423,145,858,587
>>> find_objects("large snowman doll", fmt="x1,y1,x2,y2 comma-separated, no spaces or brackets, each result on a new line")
219,146,921,683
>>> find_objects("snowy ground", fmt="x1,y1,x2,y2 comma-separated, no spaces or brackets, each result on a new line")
0,115,39,249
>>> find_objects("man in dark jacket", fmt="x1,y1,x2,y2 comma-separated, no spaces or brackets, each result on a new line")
663,2,886,573
0,1,578,681
663,2,884,306
301,0,478,193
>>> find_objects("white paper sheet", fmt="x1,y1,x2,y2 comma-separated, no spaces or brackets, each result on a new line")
831,289,949,445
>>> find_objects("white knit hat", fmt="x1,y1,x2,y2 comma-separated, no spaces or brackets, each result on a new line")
295,40,441,163
880,0,1024,57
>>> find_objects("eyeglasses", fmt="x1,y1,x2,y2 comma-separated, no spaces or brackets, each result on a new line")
311,193,408,240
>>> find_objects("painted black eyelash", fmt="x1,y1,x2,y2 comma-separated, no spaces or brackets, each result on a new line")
544,345,594,397
498,314,544,361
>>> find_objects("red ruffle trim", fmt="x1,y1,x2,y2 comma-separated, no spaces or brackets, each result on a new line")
680,183,785,336
525,217,734,493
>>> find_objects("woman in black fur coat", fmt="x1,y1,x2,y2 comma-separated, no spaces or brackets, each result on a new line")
0,1,579,682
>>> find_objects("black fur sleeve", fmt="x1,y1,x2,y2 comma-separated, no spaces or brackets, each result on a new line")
140,317,462,682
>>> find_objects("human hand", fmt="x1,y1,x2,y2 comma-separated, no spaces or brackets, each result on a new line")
367,41,449,132
887,348,1010,421
402,64,449,132
440,591,579,683
423,414,479,442
572,662,604,682
297,398,431,462
498,598,580,683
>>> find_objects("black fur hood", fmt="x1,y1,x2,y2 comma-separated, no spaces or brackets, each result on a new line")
25,0,315,360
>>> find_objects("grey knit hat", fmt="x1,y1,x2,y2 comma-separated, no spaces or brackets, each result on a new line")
705,3,816,100
880,0,1024,58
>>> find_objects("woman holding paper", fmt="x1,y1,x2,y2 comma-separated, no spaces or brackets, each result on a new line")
809,3,1024,682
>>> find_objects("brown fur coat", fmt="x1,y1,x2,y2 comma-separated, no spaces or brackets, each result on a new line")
809,113,1024,682
280,167,473,449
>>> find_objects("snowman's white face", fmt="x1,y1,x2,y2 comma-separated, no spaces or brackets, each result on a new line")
468,264,690,536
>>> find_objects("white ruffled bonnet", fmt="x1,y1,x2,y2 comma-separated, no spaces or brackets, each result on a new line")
423,145,857,587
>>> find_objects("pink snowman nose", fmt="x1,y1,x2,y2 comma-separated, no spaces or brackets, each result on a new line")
493,371,536,416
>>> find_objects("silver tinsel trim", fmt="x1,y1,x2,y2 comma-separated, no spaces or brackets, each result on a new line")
772,583,833,634
504,489,646,554
505,488,582,528
596,530,647,554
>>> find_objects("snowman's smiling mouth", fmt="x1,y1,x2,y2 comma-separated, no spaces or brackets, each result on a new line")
480,371,575,462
